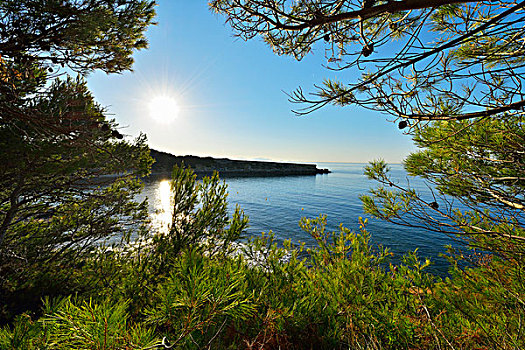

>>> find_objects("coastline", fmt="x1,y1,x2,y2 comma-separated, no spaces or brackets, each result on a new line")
150,149,331,177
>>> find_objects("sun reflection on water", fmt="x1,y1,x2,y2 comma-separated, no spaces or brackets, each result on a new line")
150,179,173,234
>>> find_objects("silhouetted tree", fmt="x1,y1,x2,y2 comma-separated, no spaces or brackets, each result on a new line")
0,0,155,320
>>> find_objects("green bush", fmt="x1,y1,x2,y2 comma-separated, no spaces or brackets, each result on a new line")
146,250,256,349
0,297,158,349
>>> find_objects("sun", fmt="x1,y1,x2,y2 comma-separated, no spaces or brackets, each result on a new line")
148,95,180,124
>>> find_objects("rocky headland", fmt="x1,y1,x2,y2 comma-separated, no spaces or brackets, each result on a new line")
150,149,331,177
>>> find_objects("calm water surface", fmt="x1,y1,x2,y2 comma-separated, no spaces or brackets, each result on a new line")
140,163,455,275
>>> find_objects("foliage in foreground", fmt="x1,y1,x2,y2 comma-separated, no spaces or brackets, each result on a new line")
1,167,523,350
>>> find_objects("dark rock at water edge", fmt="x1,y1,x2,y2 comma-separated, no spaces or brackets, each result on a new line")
149,149,331,177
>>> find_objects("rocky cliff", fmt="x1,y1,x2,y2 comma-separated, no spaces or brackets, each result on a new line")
149,149,330,177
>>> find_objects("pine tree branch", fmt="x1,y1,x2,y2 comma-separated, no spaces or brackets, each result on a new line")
403,98,525,121
230,0,480,31
293,0,525,116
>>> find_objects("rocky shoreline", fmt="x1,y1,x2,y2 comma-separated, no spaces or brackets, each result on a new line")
149,149,331,177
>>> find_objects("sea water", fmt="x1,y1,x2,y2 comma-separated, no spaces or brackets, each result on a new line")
140,163,456,275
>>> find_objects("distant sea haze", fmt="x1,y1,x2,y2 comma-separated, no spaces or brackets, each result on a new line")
140,163,455,276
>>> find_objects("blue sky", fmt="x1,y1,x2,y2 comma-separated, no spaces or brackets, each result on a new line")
87,0,416,163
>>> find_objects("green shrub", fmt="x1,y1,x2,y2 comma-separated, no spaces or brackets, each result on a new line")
232,216,437,349
146,250,256,349
0,297,158,349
